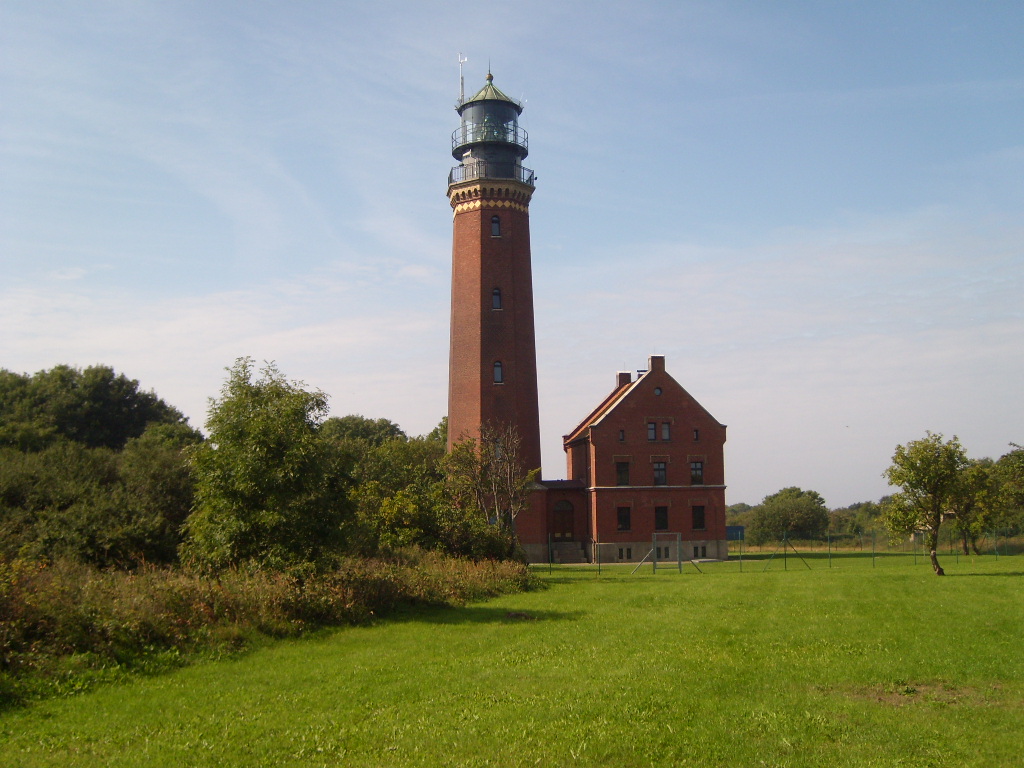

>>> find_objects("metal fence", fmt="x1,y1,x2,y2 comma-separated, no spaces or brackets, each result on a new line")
538,529,1023,577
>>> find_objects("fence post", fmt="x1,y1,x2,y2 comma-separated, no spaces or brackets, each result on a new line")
872,532,876,568
828,531,832,569
548,533,553,575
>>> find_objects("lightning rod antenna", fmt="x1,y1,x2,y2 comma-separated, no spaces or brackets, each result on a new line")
458,53,468,104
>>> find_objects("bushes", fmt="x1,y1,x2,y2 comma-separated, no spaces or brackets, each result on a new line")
0,550,533,706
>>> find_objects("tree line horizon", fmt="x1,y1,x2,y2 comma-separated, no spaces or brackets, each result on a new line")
1,360,1020,575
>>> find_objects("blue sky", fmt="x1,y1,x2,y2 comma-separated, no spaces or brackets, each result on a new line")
2,1,1022,507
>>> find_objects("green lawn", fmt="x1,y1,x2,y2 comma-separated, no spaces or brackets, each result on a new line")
2,557,1022,767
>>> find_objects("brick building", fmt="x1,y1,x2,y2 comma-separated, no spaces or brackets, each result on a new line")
446,74,727,563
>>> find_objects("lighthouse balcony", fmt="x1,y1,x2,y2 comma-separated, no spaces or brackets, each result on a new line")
449,162,536,187
452,123,528,154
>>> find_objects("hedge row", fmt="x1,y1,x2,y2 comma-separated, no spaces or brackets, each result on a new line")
0,551,533,706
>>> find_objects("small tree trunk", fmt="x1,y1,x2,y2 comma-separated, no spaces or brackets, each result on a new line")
961,530,970,556
926,524,945,575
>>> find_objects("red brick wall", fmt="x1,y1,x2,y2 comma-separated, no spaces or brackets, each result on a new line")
447,181,542,476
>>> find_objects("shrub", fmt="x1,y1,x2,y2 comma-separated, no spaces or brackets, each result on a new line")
0,550,532,707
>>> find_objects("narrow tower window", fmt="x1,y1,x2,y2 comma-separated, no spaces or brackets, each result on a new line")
492,288,502,309
493,361,504,383
491,216,501,237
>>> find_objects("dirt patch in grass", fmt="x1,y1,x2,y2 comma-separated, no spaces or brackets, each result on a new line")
503,611,538,621
849,681,999,707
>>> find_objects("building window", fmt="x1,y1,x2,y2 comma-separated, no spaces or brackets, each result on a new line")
690,461,703,484
693,429,700,441
491,215,501,237
493,361,504,384
654,387,662,395
693,546,699,559
615,462,630,486
618,548,624,560
692,505,706,531
647,422,657,441
655,506,668,531
618,429,625,442
653,462,667,486
492,288,502,309
661,422,671,441
701,545,707,558
617,507,631,531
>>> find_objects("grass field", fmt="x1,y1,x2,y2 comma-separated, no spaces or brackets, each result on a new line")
1,556,1022,767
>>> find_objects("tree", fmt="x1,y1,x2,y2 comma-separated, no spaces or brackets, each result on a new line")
182,359,353,570
992,444,1024,531
829,500,884,537
321,415,406,446
0,413,201,568
0,364,195,451
442,424,538,559
882,431,968,575
747,487,829,545
947,459,996,555
725,502,753,527
340,430,446,554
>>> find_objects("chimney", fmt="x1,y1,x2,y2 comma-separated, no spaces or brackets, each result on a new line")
616,371,632,387
649,355,666,373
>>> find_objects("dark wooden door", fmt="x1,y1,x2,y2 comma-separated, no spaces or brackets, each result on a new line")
549,503,574,541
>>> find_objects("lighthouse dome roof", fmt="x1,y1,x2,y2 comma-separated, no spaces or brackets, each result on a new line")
460,72,523,113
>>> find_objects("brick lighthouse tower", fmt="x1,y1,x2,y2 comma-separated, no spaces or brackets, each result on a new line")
446,72,542,474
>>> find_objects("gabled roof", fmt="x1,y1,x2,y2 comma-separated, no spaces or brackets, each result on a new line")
563,379,635,444
562,356,726,446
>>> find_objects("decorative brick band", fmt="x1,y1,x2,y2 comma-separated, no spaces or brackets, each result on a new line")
448,181,534,213
451,198,530,215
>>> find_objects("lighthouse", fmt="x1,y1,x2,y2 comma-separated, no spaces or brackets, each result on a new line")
446,72,543,475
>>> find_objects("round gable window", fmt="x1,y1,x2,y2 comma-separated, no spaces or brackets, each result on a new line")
654,387,662,395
